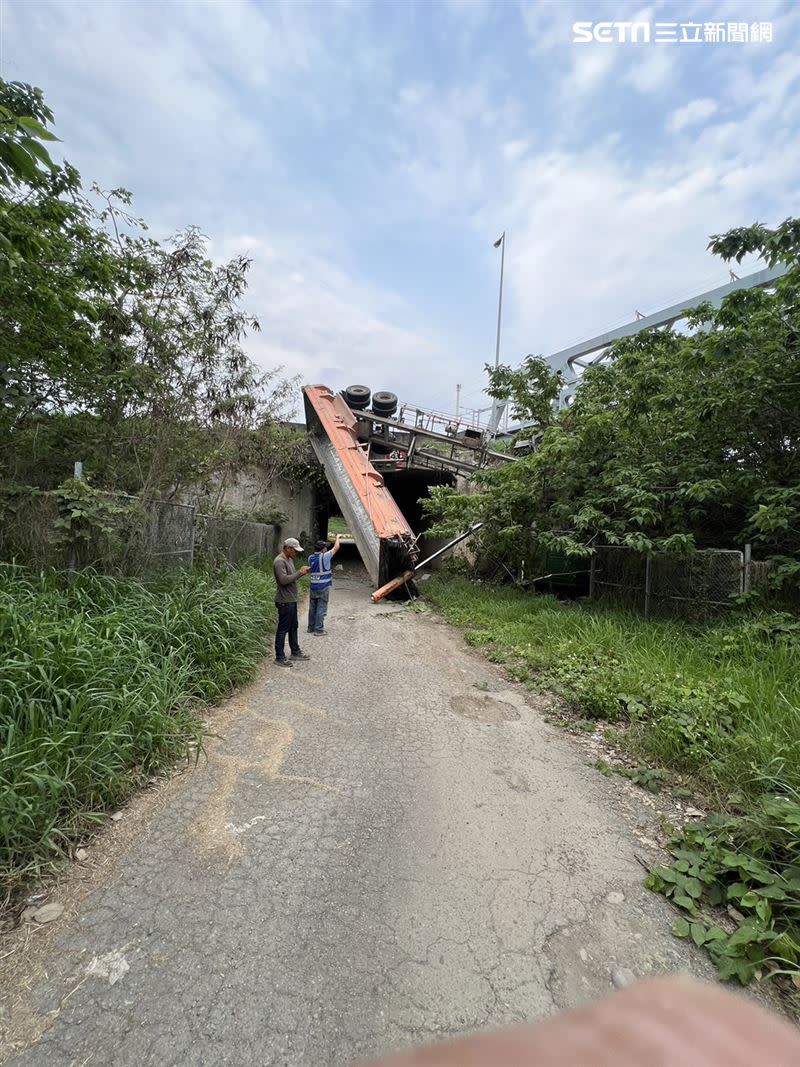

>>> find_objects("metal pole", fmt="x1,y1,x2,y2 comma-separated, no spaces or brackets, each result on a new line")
370,523,486,604
68,461,84,574
188,500,198,567
414,522,484,572
589,552,596,600
455,383,461,419
490,232,506,430
743,543,751,594
644,554,652,620
494,232,505,371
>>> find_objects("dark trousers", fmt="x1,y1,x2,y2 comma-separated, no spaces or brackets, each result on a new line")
308,587,330,633
275,602,300,660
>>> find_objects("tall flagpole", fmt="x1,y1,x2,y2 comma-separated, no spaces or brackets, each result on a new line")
490,231,506,431
494,231,505,372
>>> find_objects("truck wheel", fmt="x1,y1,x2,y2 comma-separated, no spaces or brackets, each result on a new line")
372,391,398,416
345,384,371,410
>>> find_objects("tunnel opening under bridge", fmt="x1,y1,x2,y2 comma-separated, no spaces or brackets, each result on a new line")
314,467,457,568
381,468,456,554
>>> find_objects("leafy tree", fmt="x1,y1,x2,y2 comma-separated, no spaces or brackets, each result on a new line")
0,81,58,186
0,79,59,270
0,79,309,511
485,355,561,436
426,219,800,586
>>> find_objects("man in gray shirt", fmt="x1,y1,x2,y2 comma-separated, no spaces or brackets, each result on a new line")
273,537,311,667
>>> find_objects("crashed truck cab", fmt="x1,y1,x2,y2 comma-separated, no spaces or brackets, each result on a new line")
303,385,419,595
303,384,505,599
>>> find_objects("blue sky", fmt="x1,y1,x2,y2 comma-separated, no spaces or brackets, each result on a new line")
2,0,799,419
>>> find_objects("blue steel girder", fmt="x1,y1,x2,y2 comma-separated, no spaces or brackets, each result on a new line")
544,264,788,409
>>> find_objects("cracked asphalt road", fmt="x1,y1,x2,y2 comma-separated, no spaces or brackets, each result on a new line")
4,572,715,1066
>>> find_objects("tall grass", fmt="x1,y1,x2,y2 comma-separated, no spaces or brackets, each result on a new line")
424,576,800,800
1,563,276,895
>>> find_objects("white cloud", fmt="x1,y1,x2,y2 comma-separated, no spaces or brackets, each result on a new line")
518,1,575,54
625,48,677,94
443,0,491,28
502,139,529,161
568,45,617,95
391,78,519,212
394,6,800,367
202,232,442,415
3,0,800,423
668,97,719,133
494,86,797,357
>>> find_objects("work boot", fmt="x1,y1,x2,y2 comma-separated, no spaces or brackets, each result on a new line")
275,658,293,668
313,630,328,636
291,651,310,660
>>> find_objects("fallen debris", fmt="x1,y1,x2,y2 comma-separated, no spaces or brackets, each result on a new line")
30,903,64,925
611,966,636,989
86,949,130,986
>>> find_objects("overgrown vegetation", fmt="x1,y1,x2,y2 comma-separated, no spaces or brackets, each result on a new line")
327,516,350,537
425,219,800,594
0,78,315,524
0,80,306,904
0,563,276,899
424,575,800,988
647,802,800,986
425,577,799,795
424,216,800,989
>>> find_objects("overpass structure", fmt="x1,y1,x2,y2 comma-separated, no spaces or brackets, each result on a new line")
303,384,513,590
506,263,789,427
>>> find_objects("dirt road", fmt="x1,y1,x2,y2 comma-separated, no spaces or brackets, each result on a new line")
3,571,714,1065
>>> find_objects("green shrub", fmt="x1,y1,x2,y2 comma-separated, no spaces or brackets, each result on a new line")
0,562,276,893
425,574,800,988
424,576,800,798
647,795,800,986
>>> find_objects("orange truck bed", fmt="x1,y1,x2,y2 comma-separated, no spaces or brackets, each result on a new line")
303,385,417,587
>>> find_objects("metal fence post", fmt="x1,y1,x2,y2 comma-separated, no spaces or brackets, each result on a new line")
644,554,652,620
68,460,84,573
589,552,596,600
742,543,751,594
188,501,197,567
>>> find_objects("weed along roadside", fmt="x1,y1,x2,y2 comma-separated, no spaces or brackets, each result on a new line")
423,574,800,1004
0,562,277,907
3,52,800,1064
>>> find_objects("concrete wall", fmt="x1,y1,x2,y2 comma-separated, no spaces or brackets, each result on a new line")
450,473,480,568
196,468,318,548
421,534,454,571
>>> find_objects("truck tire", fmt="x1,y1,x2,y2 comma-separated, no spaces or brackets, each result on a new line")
344,384,371,410
372,390,398,416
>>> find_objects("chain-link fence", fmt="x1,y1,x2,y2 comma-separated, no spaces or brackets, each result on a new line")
589,545,765,618
102,496,280,571
0,489,279,574
141,498,197,568
122,499,281,571
195,514,281,567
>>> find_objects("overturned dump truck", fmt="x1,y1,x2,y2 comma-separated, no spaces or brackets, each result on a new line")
303,385,419,594
304,384,512,599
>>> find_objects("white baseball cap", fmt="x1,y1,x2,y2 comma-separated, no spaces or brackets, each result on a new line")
283,537,304,551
